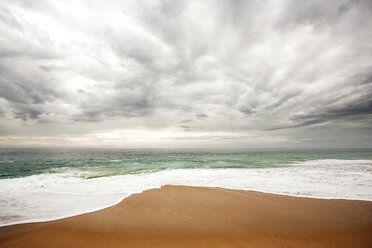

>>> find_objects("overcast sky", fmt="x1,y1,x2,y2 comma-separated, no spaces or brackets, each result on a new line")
0,0,371,148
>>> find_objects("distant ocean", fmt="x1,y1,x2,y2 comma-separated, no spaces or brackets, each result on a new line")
0,148,371,226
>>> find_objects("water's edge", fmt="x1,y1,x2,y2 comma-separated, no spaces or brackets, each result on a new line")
1,183,371,228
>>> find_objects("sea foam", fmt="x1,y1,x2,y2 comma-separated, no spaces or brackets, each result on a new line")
0,159,371,226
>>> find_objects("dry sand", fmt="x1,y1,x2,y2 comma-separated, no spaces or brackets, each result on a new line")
0,185,371,247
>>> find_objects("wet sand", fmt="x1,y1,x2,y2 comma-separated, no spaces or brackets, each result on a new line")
1,185,371,247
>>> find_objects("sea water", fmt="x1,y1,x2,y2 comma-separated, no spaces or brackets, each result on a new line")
0,148,371,226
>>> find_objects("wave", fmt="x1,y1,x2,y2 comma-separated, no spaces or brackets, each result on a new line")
0,159,371,227
293,159,372,166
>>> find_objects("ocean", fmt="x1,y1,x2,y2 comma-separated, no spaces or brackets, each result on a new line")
0,148,371,226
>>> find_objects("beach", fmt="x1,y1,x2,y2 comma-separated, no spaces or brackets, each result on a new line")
1,185,371,248
1,0,372,246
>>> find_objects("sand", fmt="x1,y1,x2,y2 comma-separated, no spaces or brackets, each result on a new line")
0,185,371,248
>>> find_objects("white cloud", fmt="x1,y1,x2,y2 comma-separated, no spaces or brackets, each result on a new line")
0,0,371,148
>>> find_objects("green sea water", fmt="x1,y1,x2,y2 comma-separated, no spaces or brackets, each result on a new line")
1,148,371,179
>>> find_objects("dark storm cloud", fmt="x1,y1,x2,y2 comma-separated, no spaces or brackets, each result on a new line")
267,85,372,130
195,114,208,119
0,59,62,121
360,75,372,85
277,0,370,28
291,98,372,126
0,0,371,147
72,86,157,122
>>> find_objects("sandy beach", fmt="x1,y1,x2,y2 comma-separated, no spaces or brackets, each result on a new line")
0,185,371,248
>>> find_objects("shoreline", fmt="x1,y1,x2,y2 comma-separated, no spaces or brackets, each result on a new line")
1,185,372,247
1,183,372,228
2,159,372,228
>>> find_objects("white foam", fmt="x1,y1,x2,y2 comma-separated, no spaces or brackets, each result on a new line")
0,159,371,227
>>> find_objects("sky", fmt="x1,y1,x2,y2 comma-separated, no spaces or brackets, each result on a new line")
0,0,371,148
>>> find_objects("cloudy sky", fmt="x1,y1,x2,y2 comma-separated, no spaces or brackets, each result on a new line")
0,0,371,148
